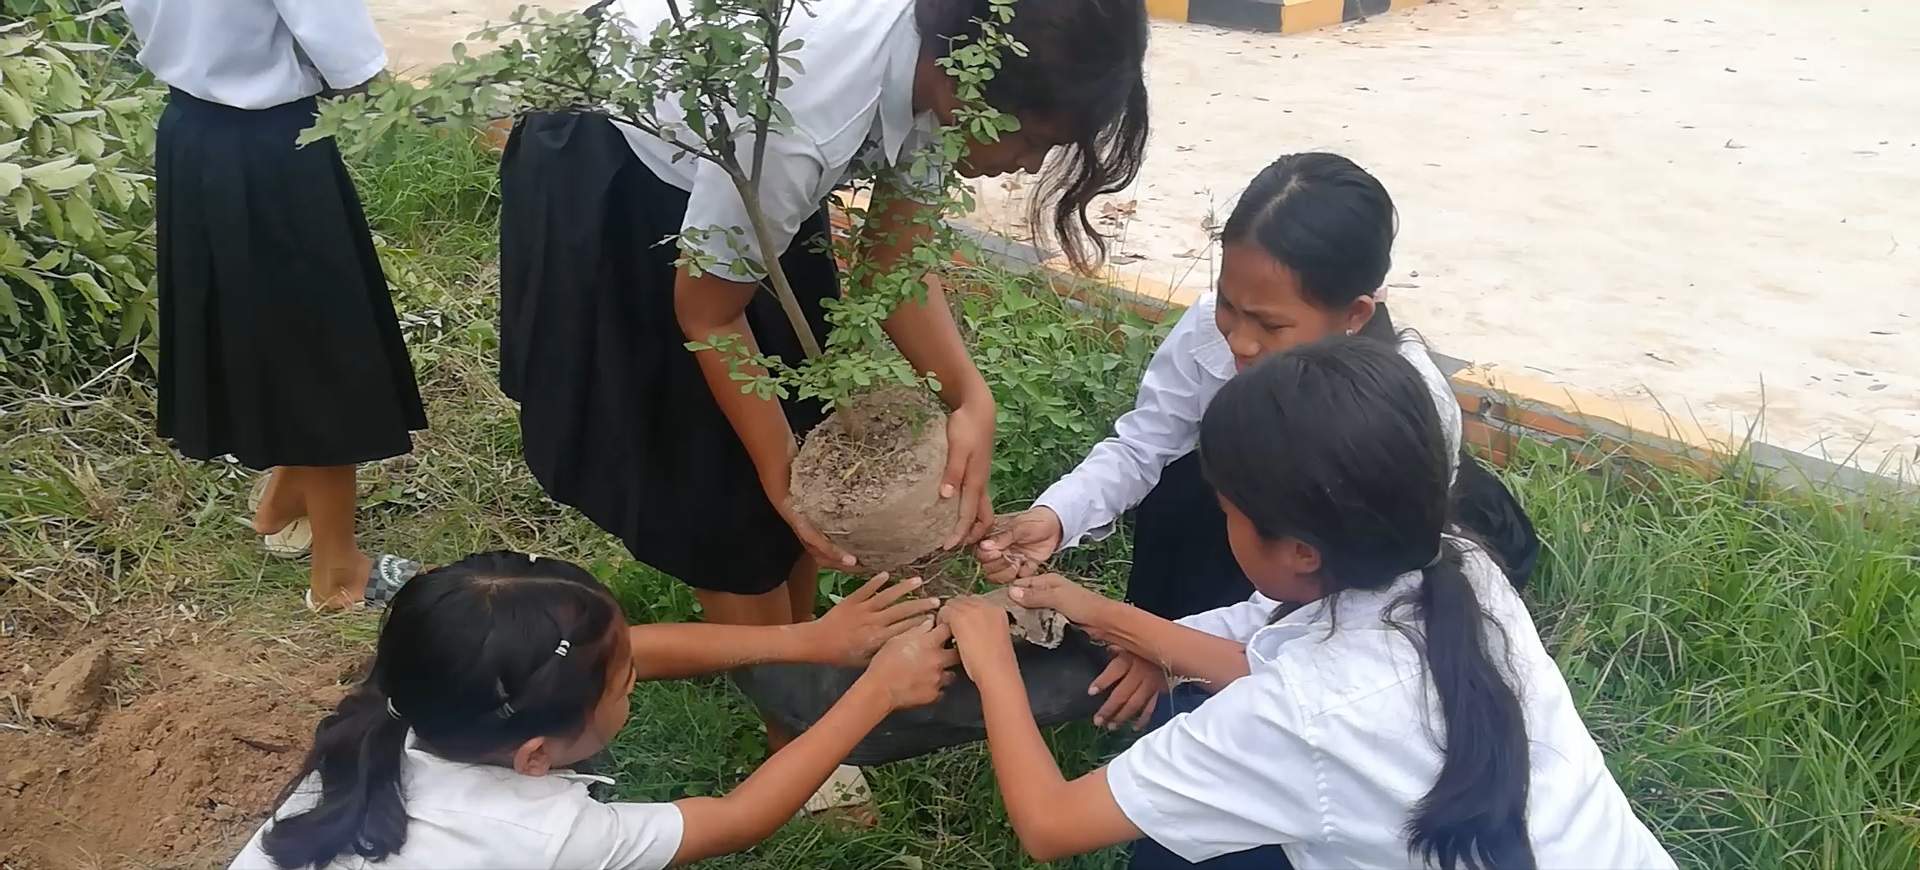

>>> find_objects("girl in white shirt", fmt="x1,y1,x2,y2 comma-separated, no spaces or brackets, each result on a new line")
976,153,1538,624
944,337,1677,870
498,0,1149,633
230,553,957,869
125,0,429,609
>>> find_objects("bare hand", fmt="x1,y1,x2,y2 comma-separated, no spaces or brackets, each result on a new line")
1008,573,1114,628
861,620,960,711
973,507,1062,584
813,573,941,667
1090,650,1166,732
938,595,1020,684
939,399,997,550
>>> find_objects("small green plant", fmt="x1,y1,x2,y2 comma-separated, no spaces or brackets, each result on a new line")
301,0,1020,416
0,5,162,378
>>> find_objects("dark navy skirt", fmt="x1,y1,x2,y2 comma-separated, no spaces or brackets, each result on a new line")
497,112,837,595
154,89,425,469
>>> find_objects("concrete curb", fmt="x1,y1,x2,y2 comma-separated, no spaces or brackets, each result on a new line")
1148,0,1430,35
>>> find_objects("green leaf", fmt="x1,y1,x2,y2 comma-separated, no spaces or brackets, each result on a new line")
0,162,20,197
8,184,31,227
0,89,33,129
64,192,98,240
22,158,93,191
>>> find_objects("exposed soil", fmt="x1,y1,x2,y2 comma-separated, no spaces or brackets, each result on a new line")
0,608,357,870
790,388,958,572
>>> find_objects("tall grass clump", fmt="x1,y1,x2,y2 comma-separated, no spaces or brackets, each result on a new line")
1510,443,1920,869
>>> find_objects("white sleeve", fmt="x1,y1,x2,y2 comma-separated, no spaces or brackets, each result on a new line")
680,135,829,283
552,800,686,870
1394,332,1463,482
1106,671,1319,862
272,0,388,90
1175,594,1283,643
1033,301,1220,548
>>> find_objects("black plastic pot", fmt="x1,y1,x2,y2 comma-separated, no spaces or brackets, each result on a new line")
732,628,1111,766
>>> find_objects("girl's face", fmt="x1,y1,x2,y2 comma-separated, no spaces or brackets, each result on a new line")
1219,496,1327,604
512,620,638,775
1216,242,1376,372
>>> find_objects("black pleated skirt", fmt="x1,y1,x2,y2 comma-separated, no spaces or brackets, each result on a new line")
154,89,426,470
1129,448,1540,621
498,113,836,595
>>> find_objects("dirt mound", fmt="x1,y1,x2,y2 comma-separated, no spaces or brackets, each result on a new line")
790,388,959,572
0,613,355,870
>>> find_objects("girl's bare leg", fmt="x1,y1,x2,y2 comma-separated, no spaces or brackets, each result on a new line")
249,466,306,535
292,465,373,608
694,553,819,753
786,554,820,625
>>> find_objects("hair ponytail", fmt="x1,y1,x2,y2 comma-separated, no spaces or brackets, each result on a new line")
1201,338,1537,869
1406,541,1536,870
259,552,624,868
262,688,411,869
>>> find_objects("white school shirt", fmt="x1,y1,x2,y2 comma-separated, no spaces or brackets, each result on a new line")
123,0,387,111
608,0,942,280
1106,541,1678,869
1033,293,1467,548
228,733,684,869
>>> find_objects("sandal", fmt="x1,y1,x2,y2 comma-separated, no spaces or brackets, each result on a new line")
247,478,311,560
303,555,424,612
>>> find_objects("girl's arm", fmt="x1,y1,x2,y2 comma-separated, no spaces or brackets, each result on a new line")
942,600,1144,860
668,622,958,865
1008,575,1254,692
1031,297,1225,549
861,180,998,549
628,574,938,680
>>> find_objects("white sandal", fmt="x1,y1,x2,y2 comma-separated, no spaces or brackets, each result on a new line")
248,477,311,559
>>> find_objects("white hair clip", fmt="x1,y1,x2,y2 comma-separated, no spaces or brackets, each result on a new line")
554,639,572,657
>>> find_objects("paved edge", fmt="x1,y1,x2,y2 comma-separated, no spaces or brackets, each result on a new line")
1147,0,1430,35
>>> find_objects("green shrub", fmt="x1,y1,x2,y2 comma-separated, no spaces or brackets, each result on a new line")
0,8,164,380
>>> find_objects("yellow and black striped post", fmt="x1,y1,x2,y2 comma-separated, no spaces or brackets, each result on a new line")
1147,0,1428,34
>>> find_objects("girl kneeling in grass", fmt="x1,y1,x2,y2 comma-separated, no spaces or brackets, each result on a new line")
944,337,1676,870
231,554,955,869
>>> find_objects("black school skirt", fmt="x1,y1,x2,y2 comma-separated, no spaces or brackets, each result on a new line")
154,89,425,469
1128,449,1540,621
498,113,836,595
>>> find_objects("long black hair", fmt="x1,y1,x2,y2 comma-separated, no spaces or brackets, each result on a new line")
1220,152,1401,341
917,0,1150,273
261,553,624,869
1199,337,1537,870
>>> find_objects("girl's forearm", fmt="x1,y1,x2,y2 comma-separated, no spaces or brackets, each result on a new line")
1090,601,1253,691
672,680,891,864
627,623,823,682
675,270,795,483
970,651,1073,840
861,192,992,412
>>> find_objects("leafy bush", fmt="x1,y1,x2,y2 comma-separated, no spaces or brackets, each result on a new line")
0,6,164,380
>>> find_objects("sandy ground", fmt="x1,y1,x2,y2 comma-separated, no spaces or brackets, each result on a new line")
366,0,1920,476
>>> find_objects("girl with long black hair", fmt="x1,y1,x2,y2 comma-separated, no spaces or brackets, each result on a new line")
230,555,954,869
945,337,1674,869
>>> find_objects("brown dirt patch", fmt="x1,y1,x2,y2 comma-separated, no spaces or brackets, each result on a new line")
0,607,358,870
790,388,959,572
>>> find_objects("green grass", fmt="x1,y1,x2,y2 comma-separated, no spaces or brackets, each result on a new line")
2,131,1916,869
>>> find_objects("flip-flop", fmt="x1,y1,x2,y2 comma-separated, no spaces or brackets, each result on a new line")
247,478,311,559
303,555,424,612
